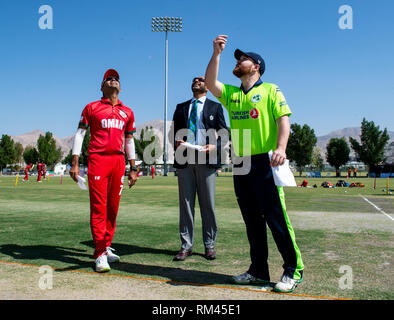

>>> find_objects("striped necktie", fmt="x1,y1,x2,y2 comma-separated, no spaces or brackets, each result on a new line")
188,99,199,144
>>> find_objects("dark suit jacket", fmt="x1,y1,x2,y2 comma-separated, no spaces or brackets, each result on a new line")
171,98,227,169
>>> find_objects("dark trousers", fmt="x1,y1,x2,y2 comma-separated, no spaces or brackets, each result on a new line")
233,153,303,281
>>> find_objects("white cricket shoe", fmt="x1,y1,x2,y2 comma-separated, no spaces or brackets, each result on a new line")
95,253,111,273
232,272,269,285
106,247,120,263
273,273,303,293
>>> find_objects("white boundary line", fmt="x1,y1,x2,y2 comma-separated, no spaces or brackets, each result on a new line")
359,195,394,222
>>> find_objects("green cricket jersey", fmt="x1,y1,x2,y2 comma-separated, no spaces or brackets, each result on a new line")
217,81,292,157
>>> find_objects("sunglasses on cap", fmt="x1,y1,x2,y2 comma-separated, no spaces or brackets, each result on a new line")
104,76,119,82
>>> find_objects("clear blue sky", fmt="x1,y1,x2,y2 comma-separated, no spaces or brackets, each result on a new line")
1,0,393,138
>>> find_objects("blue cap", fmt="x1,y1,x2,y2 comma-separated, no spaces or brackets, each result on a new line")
234,49,265,75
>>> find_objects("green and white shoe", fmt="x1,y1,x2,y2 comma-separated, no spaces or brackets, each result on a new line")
273,274,303,293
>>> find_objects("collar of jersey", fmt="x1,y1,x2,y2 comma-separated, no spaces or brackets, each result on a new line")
240,78,263,94
100,97,123,107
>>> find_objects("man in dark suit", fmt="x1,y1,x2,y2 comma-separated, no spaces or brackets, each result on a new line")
171,76,227,261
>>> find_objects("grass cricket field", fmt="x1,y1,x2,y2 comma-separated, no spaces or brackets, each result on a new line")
0,174,393,300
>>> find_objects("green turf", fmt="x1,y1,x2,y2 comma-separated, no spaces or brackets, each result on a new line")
0,175,393,299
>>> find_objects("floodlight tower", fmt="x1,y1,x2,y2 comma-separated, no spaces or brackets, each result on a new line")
151,16,183,176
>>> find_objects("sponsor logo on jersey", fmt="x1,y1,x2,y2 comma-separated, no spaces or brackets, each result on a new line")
231,110,249,120
250,108,259,119
251,94,262,103
230,99,241,103
119,110,127,119
280,101,287,107
101,119,125,130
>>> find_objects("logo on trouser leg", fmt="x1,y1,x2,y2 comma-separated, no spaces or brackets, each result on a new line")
94,176,101,180
118,184,124,196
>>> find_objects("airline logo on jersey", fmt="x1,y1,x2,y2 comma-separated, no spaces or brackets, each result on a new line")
231,108,260,120
101,119,125,130
250,108,259,119
231,110,250,120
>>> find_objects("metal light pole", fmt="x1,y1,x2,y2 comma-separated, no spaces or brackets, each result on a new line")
152,16,183,176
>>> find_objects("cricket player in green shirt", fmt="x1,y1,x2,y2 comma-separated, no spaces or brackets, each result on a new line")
205,35,304,293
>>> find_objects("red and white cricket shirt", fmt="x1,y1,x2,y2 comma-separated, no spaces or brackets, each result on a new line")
79,98,136,154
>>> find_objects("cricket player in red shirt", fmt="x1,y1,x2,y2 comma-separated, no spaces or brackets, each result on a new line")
37,162,42,182
69,69,138,273
23,163,32,181
42,163,46,180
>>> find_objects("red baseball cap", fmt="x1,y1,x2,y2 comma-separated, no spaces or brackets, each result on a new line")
103,69,120,81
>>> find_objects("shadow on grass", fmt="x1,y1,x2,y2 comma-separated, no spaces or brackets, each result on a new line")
0,244,91,271
80,240,234,286
0,242,236,287
80,240,179,257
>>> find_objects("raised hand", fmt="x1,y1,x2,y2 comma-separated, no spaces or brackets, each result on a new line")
213,35,228,54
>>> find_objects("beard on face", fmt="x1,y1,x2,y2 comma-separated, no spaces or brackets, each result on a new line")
233,64,255,78
191,83,207,94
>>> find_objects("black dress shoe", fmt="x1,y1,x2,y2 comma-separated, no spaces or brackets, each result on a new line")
205,248,216,260
173,249,192,261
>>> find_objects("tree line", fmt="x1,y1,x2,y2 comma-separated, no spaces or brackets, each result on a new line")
287,118,390,176
0,118,390,174
0,126,163,173
0,132,62,171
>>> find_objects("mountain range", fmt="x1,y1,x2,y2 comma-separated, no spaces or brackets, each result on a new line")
10,121,394,163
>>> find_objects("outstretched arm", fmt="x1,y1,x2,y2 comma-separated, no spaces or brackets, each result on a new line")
205,35,228,98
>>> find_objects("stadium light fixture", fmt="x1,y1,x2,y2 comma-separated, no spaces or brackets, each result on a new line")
151,17,183,176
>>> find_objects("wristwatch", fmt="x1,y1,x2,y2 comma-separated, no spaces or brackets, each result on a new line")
130,166,138,172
